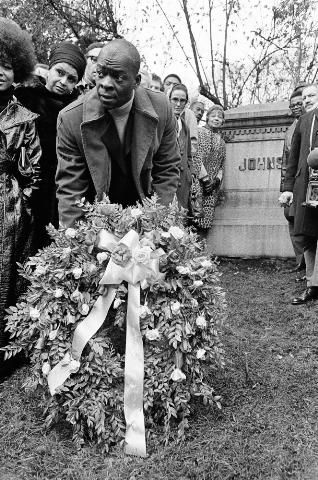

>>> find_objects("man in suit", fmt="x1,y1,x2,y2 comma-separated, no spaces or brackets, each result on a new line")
280,83,318,304
56,39,181,227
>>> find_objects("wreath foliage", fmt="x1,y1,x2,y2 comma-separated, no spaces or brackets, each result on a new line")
2,196,226,451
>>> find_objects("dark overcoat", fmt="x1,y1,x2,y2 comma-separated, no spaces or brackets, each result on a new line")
56,86,181,227
284,109,318,237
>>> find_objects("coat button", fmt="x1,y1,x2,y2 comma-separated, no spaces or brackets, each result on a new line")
180,166,184,172
178,181,181,187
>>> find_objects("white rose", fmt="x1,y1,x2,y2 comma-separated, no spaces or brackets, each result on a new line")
196,315,207,328
171,301,181,315
170,368,186,382
85,263,97,274
96,252,109,264
191,298,198,308
81,303,90,315
201,259,212,268
49,329,59,340
61,247,72,257
184,322,193,335
145,328,160,341
196,348,206,359
69,359,80,373
34,265,47,276
65,228,77,238
168,226,184,240
30,307,41,320
139,304,152,318
61,352,71,366
66,313,76,324
113,298,124,309
72,267,83,279
133,246,152,265
54,288,63,298
131,207,143,218
42,362,51,376
176,265,191,275
193,280,203,288
71,289,82,301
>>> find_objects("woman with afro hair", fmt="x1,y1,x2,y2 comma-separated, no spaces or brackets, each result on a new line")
0,18,41,377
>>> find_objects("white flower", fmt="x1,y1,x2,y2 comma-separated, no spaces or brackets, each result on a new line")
196,315,207,328
61,352,71,366
196,348,206,359
201,259,212,269
161,231,171,238
85,263,97,274
133,246,152,265
96,252,109,264
69,359,80,373
176,265,191,275
34,265,47,276
171,301,181,315
139,304,152,318
191,298,198,308
113,298,124,309
66,313,76,324
168,226,184,240
170,368,186,382
145,328,161,341
65,228,77,238
54,288,63,298
49,328,59,340
42,362,51,376
193,280,203,288
184,322,193,335
71,289,82,301
81,303,90,315
61,247,72,257
131,207,143,218
30,307,41,320
72,267,83,279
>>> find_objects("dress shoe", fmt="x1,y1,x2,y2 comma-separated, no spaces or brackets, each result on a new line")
292,286,318,305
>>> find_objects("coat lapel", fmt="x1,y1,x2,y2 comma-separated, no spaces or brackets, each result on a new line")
131,88,159,182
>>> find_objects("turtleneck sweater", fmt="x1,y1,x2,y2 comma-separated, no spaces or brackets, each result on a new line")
108,91,135,144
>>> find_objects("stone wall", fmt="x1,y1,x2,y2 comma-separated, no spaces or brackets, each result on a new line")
206,101,295,258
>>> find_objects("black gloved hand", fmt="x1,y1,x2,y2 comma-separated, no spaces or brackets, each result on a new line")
200,175,214,195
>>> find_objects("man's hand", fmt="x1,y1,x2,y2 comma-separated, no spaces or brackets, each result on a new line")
278,191,293,206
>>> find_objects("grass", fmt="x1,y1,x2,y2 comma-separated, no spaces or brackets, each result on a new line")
1,258,318,480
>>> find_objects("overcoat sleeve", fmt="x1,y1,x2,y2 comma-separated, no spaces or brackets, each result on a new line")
283,118,301,192
55,113,91,227
151,102,181,205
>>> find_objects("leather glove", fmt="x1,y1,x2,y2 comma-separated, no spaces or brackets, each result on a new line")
201,175,220,195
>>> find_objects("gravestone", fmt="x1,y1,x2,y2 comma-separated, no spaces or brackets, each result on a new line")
207,101,295,258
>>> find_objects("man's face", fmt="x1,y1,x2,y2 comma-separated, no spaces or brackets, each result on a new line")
191,102,204,122
289,95,303,118
163,75,181,93
96,47,139,109
302,86,318,112
150,79,161,92
170,88,187,118
85,47,102,85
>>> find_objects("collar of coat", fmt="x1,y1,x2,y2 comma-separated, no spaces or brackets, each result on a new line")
82,86,159,124
0,98,39,131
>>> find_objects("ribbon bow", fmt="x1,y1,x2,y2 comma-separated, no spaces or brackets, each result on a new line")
48,229,162,457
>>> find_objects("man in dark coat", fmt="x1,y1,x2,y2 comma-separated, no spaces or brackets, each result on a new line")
281,83,318,304
56,39,181,227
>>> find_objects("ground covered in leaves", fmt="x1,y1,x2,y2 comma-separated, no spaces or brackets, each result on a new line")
1,258,318,480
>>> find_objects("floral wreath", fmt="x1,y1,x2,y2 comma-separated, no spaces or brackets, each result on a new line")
3,195,226,455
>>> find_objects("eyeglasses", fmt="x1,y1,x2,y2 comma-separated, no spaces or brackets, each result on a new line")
289,102,303,109
170,97,187,105
87,55,98,63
